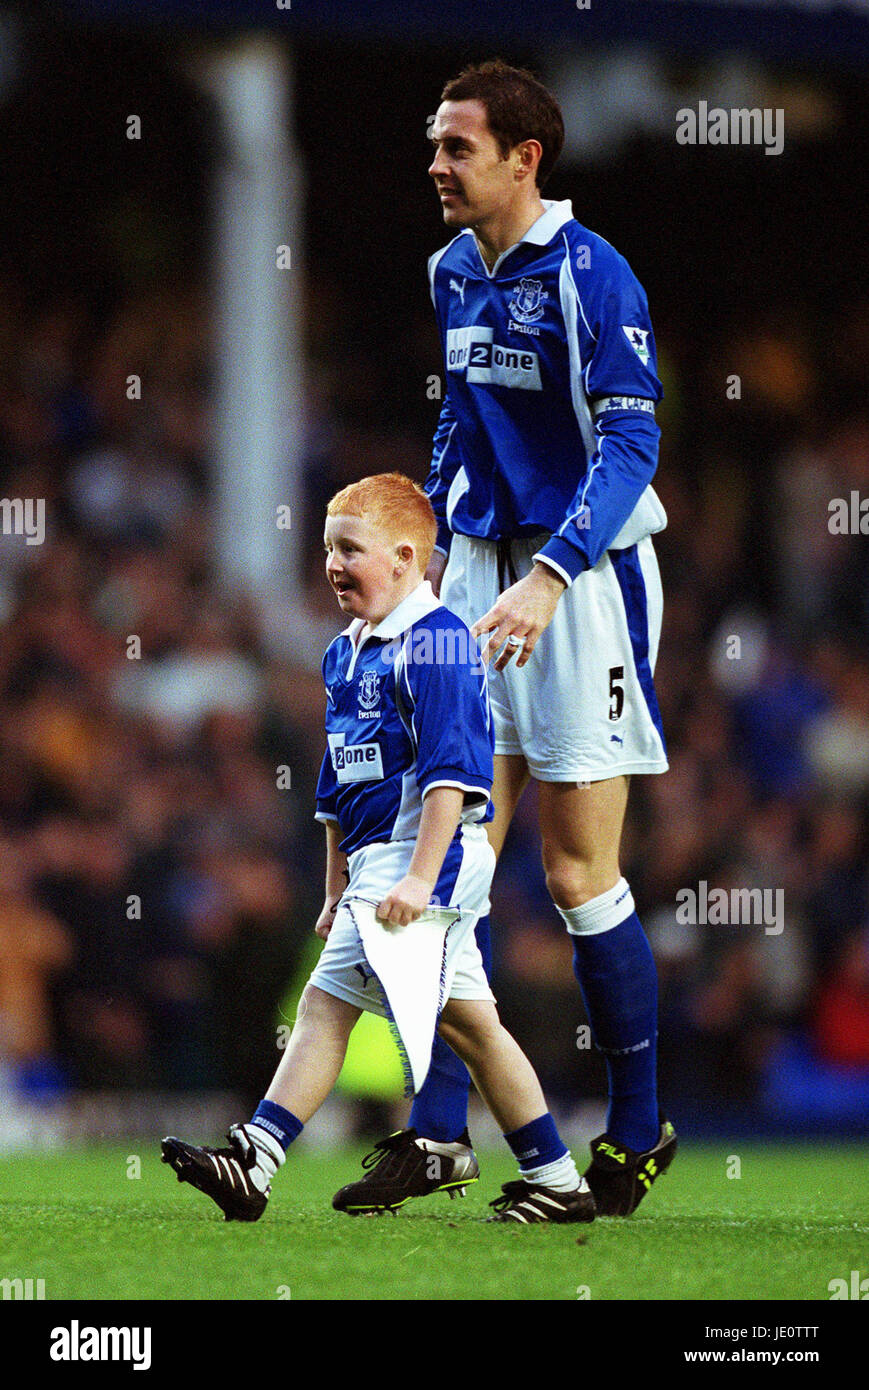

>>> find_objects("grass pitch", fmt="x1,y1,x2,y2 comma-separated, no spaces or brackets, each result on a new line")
0,1141,865,1301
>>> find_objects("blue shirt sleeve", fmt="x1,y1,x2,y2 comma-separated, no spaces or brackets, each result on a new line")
315,747,339,822
315,644,340,822
537,239,663,582
424,390,463,557
537,411,661,580
399,616,494,802
584,253,664,404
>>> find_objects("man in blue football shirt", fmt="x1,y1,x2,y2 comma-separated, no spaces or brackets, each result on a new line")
162,473,594,1225
335,60,676,1219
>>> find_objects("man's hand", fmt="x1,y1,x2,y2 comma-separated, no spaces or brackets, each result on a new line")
314,897,341,940
377,874,434,927
471,562,567,671
425,550,448,598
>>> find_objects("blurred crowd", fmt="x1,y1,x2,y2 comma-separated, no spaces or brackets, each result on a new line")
0,247,867,1138
0,288,324,1113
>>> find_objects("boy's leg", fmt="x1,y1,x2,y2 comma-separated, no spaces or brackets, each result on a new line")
406,912,490,1141
408,754,529,1141
241,984,360,1186
439,997,594,1223
265,984,360,1123
162,985,360,1220
437,997,550,1137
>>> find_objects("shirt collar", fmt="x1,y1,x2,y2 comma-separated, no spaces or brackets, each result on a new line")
474,199,574,278
519,198,575,246
341,580,441,646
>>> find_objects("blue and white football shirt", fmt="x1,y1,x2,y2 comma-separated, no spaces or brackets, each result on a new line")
425,199,667,585
315,581,494,857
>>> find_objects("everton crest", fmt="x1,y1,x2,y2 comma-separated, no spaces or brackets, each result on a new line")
508,277,548,324
358,669,381,717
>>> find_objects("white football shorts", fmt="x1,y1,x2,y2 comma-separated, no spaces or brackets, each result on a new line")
441,532,668,783
307,826,496,1016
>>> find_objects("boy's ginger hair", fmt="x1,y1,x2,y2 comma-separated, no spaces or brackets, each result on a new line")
326,473,437,573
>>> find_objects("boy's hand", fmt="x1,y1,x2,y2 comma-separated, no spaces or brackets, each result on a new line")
377,874,434,927
315,897,341,940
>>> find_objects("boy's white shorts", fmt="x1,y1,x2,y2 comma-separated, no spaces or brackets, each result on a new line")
441,533,669,783
307,827,496,1017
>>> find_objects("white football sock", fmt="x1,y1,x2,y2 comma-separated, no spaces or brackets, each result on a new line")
556,877,635,936
244,1123,286,1190
520,1151,583,1192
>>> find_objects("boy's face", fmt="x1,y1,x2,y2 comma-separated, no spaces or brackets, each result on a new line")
324,513,416,625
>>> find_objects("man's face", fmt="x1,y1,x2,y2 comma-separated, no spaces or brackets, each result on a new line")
324,513,411,625
428,99,517,229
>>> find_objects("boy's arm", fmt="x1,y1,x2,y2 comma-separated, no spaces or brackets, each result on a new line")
315,820,348,940
376,786,464,927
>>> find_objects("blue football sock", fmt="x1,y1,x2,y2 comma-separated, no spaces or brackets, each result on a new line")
251,1099,304,1152
409,913,491,1142
503,1112,567,1170
569,907,659,1153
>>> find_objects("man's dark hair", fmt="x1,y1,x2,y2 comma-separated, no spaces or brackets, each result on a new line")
441,59,564,188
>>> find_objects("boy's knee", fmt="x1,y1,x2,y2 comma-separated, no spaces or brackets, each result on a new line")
300,983,328,1013
436,1016,465,1053
439,1001,498,1060
299,983,354,1030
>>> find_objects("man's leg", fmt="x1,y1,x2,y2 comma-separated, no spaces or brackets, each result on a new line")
408,754,529,1141
484,753,532,861
537,775,660,1154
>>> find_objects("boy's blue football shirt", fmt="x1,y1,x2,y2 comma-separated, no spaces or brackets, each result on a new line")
315,581,494,857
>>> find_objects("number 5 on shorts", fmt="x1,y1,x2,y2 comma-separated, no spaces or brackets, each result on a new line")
609,666,624,721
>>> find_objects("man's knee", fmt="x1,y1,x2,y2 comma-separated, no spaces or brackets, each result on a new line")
538,777,627,909
542,851,619,910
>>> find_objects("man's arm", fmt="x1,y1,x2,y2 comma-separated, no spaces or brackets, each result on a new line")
423,390,463,569
423,248,463,566
536,246,663,583
533,405,661,585
474,243,663,668
474,409,660,671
